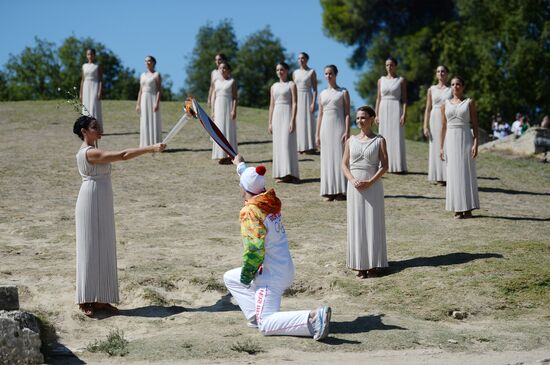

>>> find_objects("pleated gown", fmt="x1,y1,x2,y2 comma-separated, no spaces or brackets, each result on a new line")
346,135,387,270
75,146,119,304
81,63,102,126
212,78,238,159
319,87,347,196
428,85,452,182
293,69,316,152
271,81,299,179
379,76,407,172
210,69,223,112
139,72,162,147
444,99,480,212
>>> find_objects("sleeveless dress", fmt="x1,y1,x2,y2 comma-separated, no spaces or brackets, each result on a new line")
379,76,407,172
293,69,316,152
139,72,162,147
346,135,387,270
319,87,347,196
210,69,224,111
212,78,238,159
271,81,299,179
428,85,452,182
82,63,102,126
444,99,480,212
75,146,119,304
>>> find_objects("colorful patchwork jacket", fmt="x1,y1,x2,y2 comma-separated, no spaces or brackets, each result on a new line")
239,188,282,285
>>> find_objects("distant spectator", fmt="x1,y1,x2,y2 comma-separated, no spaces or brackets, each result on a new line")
495,119,511,139
511,113,522,136
541,115,550,129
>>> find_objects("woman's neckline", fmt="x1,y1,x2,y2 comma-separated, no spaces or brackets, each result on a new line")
449,97,467,105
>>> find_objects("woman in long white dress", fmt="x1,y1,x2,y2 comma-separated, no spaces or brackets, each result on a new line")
268,62,299,182
136,55,162,147
73,115,165,316
316,65,350,201
375,57,407,173
424,65,452,184
440,76,480,219
79,48,103,127
342,106,388,278
293,52,317,153
212,61,238,164
207,53,228,113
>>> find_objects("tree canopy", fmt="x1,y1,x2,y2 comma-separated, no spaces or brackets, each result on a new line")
183,19,238,101
1,36,173,101
234,27,292,108
184,21,294,108
321,0,550,130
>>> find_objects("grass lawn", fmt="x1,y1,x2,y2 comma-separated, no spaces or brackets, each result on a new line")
0,100,549,362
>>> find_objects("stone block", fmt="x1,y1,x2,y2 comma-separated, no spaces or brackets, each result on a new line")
0,285,19,310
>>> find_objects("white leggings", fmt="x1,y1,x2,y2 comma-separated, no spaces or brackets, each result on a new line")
223,268,312,337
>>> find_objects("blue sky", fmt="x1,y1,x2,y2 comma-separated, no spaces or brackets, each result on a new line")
0,0,366,107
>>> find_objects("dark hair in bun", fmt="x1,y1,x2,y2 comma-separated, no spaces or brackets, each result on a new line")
73,115,95,140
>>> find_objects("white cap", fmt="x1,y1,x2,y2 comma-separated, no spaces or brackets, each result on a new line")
237,162,266,195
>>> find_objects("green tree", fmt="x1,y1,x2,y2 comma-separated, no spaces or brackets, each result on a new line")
184,19,238,101
58,36,147,101
0,71,9,100
4,37,61,100
321,0,550,132
234,27,293,108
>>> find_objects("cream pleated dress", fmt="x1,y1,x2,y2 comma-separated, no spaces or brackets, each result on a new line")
428,85,452,182
319,87,347,196
379,76,407,172
210,69,223,112
81,63,102,126
293,69,316,152
212,78,238,159
444,98,480,212
346,135,387,270
139,72,162,147
271,81,299,179
75,146,119,304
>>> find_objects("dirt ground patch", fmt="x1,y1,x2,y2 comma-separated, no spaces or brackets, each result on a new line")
0,100,549,363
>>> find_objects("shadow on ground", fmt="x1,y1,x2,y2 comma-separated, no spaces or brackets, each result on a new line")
93,294,239,319
299,178,321,184
385,194,443,200
476,214,550,222
240,140,272,146
331,314,407,335
389,252,503,274
479,187,550,196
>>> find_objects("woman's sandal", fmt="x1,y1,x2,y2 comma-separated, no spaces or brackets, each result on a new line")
454,212,464,219
462,211,473,219
79,303,94,317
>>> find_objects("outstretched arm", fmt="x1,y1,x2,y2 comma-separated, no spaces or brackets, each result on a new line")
86,143,166,164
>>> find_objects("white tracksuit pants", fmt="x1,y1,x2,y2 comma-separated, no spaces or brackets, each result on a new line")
223,267,313,337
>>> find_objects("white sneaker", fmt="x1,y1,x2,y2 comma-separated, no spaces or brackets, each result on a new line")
313,306,331,340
